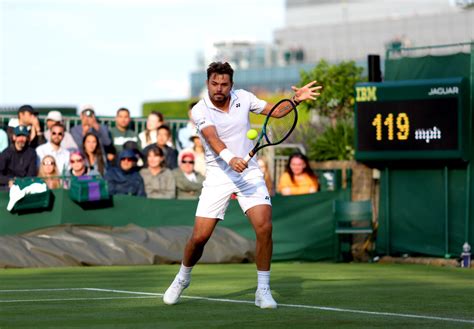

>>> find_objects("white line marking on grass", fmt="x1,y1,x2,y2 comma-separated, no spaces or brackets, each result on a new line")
89,288,474,324
1,287,472,324
0,288,86,293
0,296,156,303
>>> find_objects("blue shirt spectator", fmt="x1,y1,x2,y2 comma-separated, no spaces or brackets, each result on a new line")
71,105,111,150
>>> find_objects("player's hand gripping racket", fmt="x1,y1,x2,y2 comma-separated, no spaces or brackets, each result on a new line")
244,99,298,163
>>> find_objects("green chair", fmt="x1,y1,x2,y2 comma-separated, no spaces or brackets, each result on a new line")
333,200,373,261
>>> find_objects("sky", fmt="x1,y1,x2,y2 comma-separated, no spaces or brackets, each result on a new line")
0,0,285,116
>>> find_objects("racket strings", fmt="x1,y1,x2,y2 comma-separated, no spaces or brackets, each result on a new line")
266,108,297,144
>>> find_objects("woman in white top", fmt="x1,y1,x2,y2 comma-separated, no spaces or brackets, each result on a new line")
138,111,163,149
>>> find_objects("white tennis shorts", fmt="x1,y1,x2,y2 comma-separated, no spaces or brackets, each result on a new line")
195,174,271,220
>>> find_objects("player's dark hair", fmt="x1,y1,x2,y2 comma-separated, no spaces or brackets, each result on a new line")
207,62,234,83
285,153,318,187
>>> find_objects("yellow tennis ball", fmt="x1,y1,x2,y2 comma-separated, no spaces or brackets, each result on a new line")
246,129,258,140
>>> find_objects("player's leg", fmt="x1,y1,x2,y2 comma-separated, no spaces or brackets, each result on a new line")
246,205,273,271
183,217,220,267
163,217,218,305
246,204,277,309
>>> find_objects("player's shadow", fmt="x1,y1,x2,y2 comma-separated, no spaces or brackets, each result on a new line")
212,276,305,300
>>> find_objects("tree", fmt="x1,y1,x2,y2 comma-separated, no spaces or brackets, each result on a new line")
298,59,364,127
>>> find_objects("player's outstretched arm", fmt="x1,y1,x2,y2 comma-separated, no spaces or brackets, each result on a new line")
262,81,322,118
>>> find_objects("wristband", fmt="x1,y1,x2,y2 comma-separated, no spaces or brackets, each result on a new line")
219,148,235,164
292,95,301,106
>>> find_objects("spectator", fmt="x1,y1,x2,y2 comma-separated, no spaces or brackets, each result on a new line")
122,141,144,168
36,123,70,174
0,128,7,152
71,105,111,150
0,125,37,190
104,149,146,197
179,133,206,176
143,125,178,169
37,155,61,189
43,110,78,151
277,153,319,195
173,152,205,200
68,151,88,177
177,102,198,151
82,132,107,176
138,111,163,149
7,105,45,148
140,145,176,199
258,156,274,196
108,107,139,164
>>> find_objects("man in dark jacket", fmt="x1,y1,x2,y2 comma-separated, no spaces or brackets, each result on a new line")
0,125,37,190
104,149,146,197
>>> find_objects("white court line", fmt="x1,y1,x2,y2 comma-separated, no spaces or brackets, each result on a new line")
1,287,473,324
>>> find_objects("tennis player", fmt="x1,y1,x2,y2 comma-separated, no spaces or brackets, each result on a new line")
163,62,320,309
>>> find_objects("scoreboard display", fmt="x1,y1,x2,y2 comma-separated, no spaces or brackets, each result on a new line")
354,77,469,161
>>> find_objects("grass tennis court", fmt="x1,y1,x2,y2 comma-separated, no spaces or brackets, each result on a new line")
0,263,472,328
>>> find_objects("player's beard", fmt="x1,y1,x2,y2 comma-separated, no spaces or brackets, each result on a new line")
210,92,229,107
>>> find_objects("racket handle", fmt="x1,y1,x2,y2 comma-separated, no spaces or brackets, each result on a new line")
244,154,252,163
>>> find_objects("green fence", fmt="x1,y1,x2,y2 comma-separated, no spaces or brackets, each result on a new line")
0,188,349,261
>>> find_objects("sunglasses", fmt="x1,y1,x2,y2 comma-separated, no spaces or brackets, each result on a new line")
42,161,55,166
121,157,135,162
70,159,83,164
51,131,63,136
182,160,194,164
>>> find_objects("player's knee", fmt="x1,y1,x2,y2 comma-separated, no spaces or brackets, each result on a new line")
190,233,211,247
255,221,273,237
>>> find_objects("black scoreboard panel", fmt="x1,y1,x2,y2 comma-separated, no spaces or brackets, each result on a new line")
354,77,469,161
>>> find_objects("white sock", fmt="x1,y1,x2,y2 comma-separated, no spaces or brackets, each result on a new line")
257,270,271,290
177,263,193,281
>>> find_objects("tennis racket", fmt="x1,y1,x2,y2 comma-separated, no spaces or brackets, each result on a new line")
244,99,298,162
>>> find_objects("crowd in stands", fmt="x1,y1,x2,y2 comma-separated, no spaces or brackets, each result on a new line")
0,104,205,200
0,103,320,199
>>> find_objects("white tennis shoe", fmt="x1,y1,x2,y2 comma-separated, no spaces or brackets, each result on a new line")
163,276,190,305
255,287,277,309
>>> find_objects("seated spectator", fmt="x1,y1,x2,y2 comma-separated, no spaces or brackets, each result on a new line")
37,155,61,189
43,110,78,151
82,132,107,176
123,141,144,167
138,111,163,149
108,107,139,164
140,145,176,199
7,105,45,148
143,125,178,169
173,152,205,200
0,127,8,152
68,151,89,177
71,105,111,150
258,156,274,196
0,125,37,190
277,153,319,196
36,123,70,174
104,149,146,197
177,102,197,151
179,133,206,176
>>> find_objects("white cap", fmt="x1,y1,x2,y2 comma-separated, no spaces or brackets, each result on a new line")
80,104,95,113
46,110,63,122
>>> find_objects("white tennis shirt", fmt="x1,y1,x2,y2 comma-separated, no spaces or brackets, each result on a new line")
192,89,267,182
